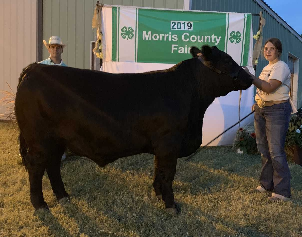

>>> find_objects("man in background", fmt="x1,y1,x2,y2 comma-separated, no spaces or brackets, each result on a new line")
40,36,67,66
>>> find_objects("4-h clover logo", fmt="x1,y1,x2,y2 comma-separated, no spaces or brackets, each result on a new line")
229,31,242,44
121,26,134,40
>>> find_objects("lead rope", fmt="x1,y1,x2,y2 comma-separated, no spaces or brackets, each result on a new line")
239,90,242,128
185,110,255,161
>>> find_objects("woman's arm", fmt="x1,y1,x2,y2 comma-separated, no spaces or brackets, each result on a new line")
243,67,282,93
252,77,282,93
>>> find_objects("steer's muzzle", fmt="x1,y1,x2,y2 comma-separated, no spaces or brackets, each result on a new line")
233,68,254,90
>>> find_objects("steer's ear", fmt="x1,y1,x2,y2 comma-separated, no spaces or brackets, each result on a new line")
190,46,201,58
201,45,212,61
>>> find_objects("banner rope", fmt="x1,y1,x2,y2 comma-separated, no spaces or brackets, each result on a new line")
92,1,104,59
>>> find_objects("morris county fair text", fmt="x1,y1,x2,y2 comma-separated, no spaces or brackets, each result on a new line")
143,31,222,53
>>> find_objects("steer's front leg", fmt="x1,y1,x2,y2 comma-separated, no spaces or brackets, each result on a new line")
153,155,179,214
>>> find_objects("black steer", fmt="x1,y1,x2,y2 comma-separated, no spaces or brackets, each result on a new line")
15,45,253,213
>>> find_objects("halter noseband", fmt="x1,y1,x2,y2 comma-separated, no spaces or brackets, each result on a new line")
197,56,243,81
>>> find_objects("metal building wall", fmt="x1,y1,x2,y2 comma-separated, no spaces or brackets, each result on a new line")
0,0,37,118
191,0,302,108
42,0,185,70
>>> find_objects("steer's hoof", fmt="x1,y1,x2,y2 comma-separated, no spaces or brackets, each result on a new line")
33,204,49,215
56,192,70,201
33,201,49,211
166,203,181,215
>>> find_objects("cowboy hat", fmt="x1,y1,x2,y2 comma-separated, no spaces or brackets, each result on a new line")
43,36,66,48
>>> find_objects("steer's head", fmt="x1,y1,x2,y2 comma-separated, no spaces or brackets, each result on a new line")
190,45,253,91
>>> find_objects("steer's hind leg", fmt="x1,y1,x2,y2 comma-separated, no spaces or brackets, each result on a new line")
25,152,48,210
46,160,69,201
46,143,69,201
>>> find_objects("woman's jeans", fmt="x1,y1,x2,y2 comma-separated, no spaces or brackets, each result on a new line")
254,101,291,198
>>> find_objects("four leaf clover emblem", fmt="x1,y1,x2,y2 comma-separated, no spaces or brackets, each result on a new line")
121,26,134,40
229,31,242,44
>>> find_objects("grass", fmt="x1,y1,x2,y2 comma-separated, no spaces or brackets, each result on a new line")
1,121,302,237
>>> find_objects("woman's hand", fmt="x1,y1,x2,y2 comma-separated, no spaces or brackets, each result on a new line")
242,67,255,79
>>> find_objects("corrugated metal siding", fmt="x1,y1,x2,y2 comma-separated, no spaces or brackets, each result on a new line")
42,0,184,69
42,0,94,69
0,0,37,118
191,0,302,108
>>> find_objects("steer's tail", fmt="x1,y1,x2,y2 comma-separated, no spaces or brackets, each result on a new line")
19,132,29,168
19,132,28,165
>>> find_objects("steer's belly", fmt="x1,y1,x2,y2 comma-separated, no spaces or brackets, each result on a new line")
56,114,151,160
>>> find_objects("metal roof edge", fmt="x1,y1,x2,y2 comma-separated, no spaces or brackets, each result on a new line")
254,0,302,43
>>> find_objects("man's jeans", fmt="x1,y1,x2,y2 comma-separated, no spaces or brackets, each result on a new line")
254,101,291,198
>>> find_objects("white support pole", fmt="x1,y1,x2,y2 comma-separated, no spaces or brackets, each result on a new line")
183,0,192,10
